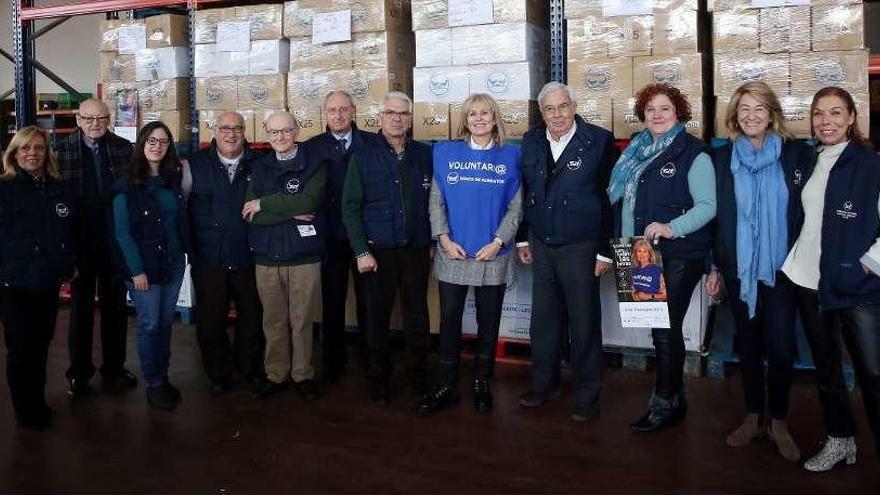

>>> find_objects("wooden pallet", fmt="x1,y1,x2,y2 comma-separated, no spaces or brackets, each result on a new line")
605,346,703,377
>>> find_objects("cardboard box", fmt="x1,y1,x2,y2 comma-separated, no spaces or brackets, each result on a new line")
568,57,634,100
198,109,239,143
712,10,758,53
790,50,869,95
196,77,239,109
565,14,610,60
138,78,189,111
288,69,348,107
451,22,548,66
249,39,291,75
415,29,452,67
100,53,137,82
238,75,288,109
413,102,450,140
193,7,237,44
194,44,249,77
759,7,811,54
146,14,188,48
497,100,540,140
100,19,146,52
779,94,813,139
714,53,789,96
250,108,289,143
605,15,653,57
233,109,258,143
412,0,548,30
411,0,448,30
289,37,352,70
684,97,707,139
654,9,699,56
614,96,706,140
812,4,864,51
356,104,385,134
577,99,613,132
284,0,410,37
633,54,704,96
468,61,547,101
235,4,285,40
343,68,412,107
135,47,190,82
141,110,192,142
289,105,325,141
566,0,697,19
353,30,415,70
414,66,471,104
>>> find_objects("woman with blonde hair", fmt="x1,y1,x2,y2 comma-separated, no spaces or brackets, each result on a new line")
418,93,522,415
0,126,77,430
707,81,813,461
631,238,667,302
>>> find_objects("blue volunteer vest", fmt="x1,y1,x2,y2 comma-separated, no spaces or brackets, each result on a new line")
433,141,521,256
632,264,663,294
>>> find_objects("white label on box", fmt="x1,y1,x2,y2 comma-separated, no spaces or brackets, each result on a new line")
602,0,653,17
297,225,317,237
448,0,494,27
118,25,146,54
217,21,251,52
750,0,809,6
115,127,138,143
312,11,351,45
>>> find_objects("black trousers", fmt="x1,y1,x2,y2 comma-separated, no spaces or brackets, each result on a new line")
320,239,367,376
1,286,59,423
362,247,430,383
795,284,880,453
652,258,704,399
529,237,603,408
191,264,265,381
727,273,797,420
67,250,129,381
437,281,505,387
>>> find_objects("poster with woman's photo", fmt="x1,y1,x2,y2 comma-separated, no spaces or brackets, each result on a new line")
114,88,138,143
610,237,671,328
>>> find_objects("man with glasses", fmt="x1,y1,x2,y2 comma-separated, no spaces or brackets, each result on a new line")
342,92,433,404
187,111,265,395
244,112,326,402
515,82,619,423
56,98,137,396
305,91,376,384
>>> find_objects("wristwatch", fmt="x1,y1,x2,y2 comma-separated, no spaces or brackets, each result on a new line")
493,236,504,247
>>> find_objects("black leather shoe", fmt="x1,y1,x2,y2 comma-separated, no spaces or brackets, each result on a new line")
571,403,600,423
146,386,175,410
417,384,460,415
211,377,232,395
67,376,93,398
370,380,390,405
630,394,687,433
519,389,562,408
103,369,139,391
295,379,320,401
253,378,288,400
473,379,493,414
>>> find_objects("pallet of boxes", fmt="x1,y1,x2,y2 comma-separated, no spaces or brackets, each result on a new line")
282,0,415,140
410,0,549,141
564,0,708,140
100,14,192,143
194,4,289,144
711,0,870,139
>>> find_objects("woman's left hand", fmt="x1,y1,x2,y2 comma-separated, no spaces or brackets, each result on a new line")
242,199,261,221
644,222,673,243
475,241,502,261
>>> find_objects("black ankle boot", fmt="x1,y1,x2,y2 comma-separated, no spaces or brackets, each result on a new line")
630,391,687,433
473,379,493,414
417,384,460,415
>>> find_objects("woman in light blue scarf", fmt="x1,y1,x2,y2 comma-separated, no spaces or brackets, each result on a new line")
707,81,812,461
608,83,716,433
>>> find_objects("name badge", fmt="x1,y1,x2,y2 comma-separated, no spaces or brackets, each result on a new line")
297,225,318,237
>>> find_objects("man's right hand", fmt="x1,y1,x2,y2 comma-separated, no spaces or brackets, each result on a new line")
357,254,378,273
517,246,533,265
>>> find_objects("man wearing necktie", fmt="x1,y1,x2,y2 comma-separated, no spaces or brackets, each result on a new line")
55,98,136,397
305,91,377,384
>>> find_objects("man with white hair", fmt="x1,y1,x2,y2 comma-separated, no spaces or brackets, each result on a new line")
341,92,433,404
516,82,619,423
243,111,326,402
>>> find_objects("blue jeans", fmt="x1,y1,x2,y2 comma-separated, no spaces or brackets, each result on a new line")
127,261,186,389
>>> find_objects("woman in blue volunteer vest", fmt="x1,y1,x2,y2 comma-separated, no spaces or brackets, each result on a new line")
608,83,716,433
112,121,190,410
708,81,813,462
782,87,880,472
0,126,76,430
417,93,522,415
631,239,666,301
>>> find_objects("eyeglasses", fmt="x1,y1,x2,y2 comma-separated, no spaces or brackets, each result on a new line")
541,102,572,116
19,144,46,153
78,115,110,124
217,125,244,134
381,110,412,120
146,137,171,147
326,106,353,116
266,128,297,138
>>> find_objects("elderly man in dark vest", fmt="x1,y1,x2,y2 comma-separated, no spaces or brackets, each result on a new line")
187,111,265,395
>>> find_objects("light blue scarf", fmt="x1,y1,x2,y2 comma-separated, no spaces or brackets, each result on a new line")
608,123,685,206
731,133,788,318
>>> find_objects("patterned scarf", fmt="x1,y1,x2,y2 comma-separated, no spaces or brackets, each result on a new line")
607,123,685,205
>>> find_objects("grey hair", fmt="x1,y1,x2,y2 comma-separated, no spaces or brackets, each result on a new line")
537,82,577,108
266,110,299,129
381,91,413,113
324,90,356,110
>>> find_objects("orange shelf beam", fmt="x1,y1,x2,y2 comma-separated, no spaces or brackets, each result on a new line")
19,0,228,21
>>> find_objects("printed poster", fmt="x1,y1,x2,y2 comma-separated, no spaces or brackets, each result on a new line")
610,236,671,328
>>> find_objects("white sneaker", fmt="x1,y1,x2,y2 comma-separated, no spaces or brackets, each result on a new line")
803,436,857,472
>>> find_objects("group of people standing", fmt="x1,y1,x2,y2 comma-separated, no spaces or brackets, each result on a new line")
0,79,877,474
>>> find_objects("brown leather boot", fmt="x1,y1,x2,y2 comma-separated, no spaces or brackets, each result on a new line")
767,419,801,462
726,413,761,448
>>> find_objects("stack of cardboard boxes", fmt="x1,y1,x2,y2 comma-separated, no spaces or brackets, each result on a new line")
564,0,707,139
712,0,869,138
194,4,289,144
283,0,414,140
410,0,549,141
100,14,192,141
